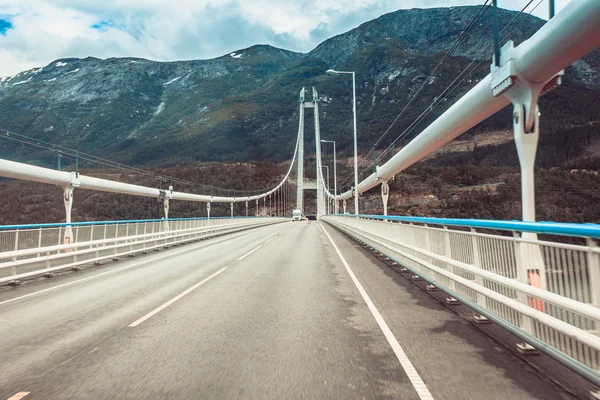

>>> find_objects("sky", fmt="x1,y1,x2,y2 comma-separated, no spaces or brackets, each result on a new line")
0,0,571,77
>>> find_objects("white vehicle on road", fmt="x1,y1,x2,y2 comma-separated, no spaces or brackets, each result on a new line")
292,209,302,221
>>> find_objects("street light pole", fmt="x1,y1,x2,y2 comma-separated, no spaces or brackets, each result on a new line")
321,139,337,214
351,71,359,215
322,165,330,215
326,69,359,215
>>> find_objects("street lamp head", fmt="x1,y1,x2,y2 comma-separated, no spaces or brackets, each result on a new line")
326,69,338,75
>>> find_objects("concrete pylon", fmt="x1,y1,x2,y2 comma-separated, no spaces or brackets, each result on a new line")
296,88,305,213
313,88,325,218
295,87,325,217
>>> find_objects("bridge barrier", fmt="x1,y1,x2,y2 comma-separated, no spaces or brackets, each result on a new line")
322,214,600,385
0,217,287,284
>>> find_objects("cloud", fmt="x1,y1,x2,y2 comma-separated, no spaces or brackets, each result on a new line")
0,0,571,76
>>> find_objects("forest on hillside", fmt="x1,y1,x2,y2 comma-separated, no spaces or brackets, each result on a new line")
362,119,600,224
0,105,599,226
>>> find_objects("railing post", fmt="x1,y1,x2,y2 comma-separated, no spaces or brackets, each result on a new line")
132,222,138,253
89,224,94,250
73,225,79,266
424,224,431,252
143,222,148,252
37,227,42,258
471,228,489,321
94,224,100,261
56,227,62,255
114,223,120,259
152,221,158,249
587,238,600,307
407,222,415,247
513,232,534,337
164,220,170,247
11,229,19,277
443,226,456,293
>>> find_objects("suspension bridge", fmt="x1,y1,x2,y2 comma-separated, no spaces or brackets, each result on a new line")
1,1,600,399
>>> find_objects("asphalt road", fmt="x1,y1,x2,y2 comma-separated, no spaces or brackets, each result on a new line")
0,220,576,399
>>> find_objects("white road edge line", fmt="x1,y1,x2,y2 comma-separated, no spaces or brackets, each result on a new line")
318,221,435,400
129,267,227,327
0,243,214,307
237,245,262,261
6,392,30,400
265,236,276,244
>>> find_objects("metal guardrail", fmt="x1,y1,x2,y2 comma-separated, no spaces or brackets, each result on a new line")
322,214,600,385
0,217,287,284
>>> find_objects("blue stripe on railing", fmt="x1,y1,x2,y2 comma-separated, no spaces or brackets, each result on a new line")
0,216,271,231
329,214,600,238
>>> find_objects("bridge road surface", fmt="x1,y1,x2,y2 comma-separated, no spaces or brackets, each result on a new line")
0,221,574,400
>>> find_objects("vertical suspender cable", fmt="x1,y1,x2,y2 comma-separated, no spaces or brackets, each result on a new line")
493,0,501,66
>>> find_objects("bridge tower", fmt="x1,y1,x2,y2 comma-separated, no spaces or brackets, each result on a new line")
296,88,305,213
313,88,325,217
295,87,326,217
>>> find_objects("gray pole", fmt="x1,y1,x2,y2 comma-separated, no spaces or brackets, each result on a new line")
333,141,337,214
352,72,359,215
327,166,330,215
322,166,330,215
321,140,338,214
284,181,287,216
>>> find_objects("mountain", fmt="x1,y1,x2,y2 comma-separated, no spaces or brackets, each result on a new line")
0,6,599,168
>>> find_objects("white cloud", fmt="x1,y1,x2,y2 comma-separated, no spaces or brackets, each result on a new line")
0,0,573,76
